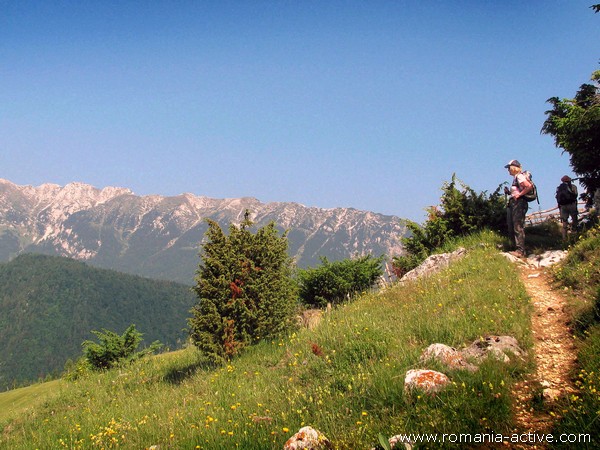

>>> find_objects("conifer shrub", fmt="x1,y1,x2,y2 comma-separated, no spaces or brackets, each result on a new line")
81,324,162,371
188,211,298,364
393,174,505,276
297,255,384,307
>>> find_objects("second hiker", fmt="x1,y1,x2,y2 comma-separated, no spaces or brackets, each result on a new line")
555,175,578,240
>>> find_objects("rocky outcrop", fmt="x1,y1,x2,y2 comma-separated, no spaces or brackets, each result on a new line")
501,249,567,268
406,336,524,395
461,335,524,363
420,343,478,372
419,336,524,374
400,247,467,282
528,250,568,267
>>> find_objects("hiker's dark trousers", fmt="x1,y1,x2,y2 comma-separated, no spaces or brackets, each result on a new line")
507,198,528,254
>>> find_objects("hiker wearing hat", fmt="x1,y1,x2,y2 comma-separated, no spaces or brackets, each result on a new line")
555,175,578,240
503,159,533,258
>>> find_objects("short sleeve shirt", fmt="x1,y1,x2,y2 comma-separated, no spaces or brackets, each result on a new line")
512,173,528,193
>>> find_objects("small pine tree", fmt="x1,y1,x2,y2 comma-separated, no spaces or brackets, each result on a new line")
188,211,297,363
82,324,162,370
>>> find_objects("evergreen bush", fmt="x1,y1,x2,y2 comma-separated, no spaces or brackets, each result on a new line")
393,174,505,275
188,211,297,364
82,324,162,370
297,255,384,307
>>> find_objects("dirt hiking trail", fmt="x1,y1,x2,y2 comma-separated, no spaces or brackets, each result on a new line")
509,258,578,449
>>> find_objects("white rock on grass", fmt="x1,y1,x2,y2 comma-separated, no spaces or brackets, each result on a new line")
283,426,332,450
420,343,477,372
404,369,451,394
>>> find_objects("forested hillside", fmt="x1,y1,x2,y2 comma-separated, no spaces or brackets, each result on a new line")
0,254,196,389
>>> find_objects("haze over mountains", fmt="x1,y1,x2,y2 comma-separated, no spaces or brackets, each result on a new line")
0,178,406,284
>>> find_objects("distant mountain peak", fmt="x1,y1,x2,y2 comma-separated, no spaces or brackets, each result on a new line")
0,178,406,283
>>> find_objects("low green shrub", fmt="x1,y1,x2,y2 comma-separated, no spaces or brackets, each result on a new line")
82,324,162,370
553,224,600,333
297,255,384,307
393,175,506,276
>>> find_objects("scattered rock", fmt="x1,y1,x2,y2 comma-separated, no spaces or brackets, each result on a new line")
420,336,523,371
502,252,532,265
528,250,568,268
404,369,451,394
461,335,524,363
502,249,568,268
400,247,467,282
283,426,333,450
419,343,477,372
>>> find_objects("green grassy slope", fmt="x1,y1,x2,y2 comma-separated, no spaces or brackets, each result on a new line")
550,224,600,447
0,380,63,424
0,253,196,389
1,233,538,449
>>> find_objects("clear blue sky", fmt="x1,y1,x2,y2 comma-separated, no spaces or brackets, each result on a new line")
1,1,598,222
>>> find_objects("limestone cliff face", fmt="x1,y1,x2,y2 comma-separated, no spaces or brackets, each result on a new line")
0,178,406,283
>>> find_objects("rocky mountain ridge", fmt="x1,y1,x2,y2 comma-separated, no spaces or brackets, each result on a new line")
0,178,406,283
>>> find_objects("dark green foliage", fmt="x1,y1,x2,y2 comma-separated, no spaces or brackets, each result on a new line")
392,175,506,275
188,211,297,364
542,71,600,202
83,324,162,370
522,220,563,251
553,224,600,293
437,174,507,235
297,255,384,307
0,253,196,390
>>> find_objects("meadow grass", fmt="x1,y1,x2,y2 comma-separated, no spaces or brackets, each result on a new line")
1,234,534,449
551,224,600,448
0,379,63,425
